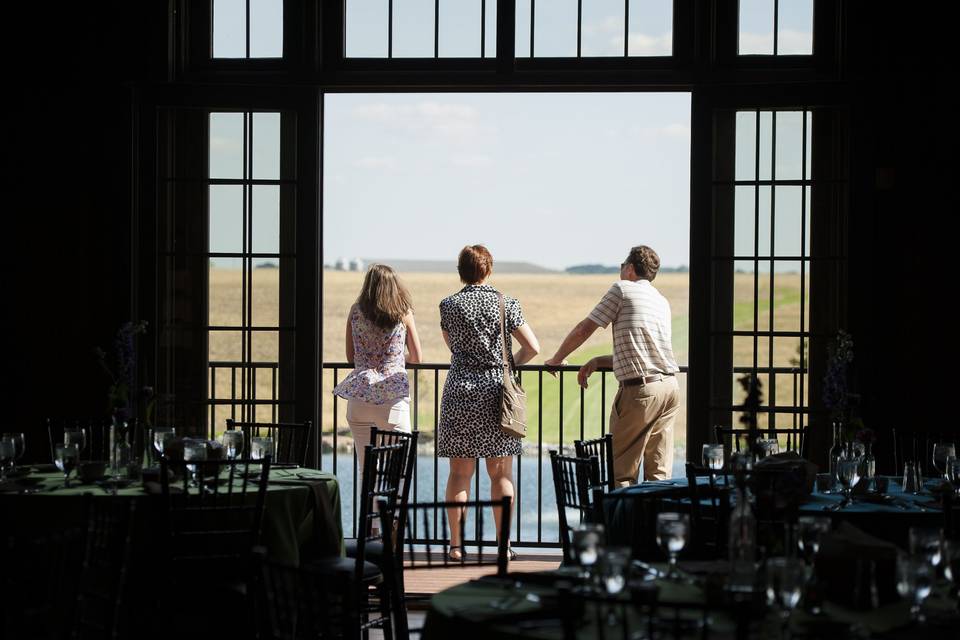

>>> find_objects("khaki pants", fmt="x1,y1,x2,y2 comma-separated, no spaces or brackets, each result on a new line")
346,397,411,474
609,376,680,486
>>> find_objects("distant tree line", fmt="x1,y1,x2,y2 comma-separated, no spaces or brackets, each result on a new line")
565,264,689,274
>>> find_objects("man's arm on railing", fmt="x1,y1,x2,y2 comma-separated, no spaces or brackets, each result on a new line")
577,355,612,389
545,317,601,367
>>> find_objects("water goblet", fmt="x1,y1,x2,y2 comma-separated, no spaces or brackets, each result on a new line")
0,437,16,481
600,546,630,596
2,433,25,470
152,427,176,459
933,443,957,481
222,430,244,460
702,444,725,471
572,523,604,580
183,439,207,487
54,443,79,488
796,516,831,565
908,527,943,568
896,552,934,624
766,557,806,638
758,439,780,458
655,512,689,579
902,461,920,494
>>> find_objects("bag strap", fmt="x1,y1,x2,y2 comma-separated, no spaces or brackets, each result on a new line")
498,293,512,374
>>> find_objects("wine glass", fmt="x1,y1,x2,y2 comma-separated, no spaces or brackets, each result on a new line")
766,557,806,637
152,427,176,459
54,443,79,488
701,444,724,471
896,552,934,623
251,436,274,462
837,458,860,506
63,428,87,458
572,523,604,583
655,512,689,579
758,439,780,458
933,443,956,481
222,430,244,460
908,527,943,569
600,547,630,595
942,540,960,592
796,516,831,565
0,437,16,481
183,439,207,487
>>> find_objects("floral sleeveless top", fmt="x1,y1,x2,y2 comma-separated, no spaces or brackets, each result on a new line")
333,306,410,404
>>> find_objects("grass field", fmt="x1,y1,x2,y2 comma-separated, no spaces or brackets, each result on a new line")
208,267,807,448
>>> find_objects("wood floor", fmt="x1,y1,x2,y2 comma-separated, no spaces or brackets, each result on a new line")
402,554,562,597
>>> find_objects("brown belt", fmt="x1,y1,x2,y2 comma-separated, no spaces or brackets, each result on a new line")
620,373,673,387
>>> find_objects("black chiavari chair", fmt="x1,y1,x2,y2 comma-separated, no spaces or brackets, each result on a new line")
225,418,313,467
575,433,616,492
550,450,604,565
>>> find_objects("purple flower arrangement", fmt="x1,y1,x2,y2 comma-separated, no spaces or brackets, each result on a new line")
95,320,148,421
822,330,854,423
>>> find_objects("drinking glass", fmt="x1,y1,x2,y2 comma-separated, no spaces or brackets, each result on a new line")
902,461,920,494
947,457,960,492
933,443,956,480
837,458,860,504
796,516,831,565
766,557,806,637
152,427,176,458
896,553,934,623
908,527,943,568
250,436,274,461
572,523,604,582
758,439,780,458
2,433,25,469
851,442,865,460
0,437,16,481
655,512,689,578
222,430,244,460
54,443,79,487
600,547,630,596
942,540,960,588
702,444,724,471
183,439,207,487
63,428,87,457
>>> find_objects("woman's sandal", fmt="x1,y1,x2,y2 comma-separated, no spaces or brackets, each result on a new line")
448,545,466,562
507,547,518,562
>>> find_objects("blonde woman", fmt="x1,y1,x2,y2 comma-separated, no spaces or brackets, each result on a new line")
334,264,422,475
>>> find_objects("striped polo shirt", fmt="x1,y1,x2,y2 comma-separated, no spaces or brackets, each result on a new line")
587,279,679,382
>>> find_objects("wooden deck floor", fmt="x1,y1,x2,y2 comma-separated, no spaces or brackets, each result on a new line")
402,554,562,597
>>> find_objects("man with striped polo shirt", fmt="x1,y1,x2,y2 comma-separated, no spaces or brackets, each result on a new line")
545,245,680,485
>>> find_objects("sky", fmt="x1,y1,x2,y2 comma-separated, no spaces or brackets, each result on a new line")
209,0,812,271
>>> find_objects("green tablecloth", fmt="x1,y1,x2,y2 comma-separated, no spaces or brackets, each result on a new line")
422,569,960,640
1,467,343,563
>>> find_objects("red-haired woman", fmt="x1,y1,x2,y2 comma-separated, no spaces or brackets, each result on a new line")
437,245,541,561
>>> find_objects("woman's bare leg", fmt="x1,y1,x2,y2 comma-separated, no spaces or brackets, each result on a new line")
445,457,476,558
485,456,515,554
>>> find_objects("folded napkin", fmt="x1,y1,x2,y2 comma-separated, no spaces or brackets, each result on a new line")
815,521,899,609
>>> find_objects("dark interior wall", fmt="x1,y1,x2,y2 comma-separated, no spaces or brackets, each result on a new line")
4,2,955,462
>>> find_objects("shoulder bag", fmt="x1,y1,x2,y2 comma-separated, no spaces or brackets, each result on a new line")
498,293,527,439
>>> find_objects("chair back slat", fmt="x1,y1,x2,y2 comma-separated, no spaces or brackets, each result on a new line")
550,450,603,565
225,419,312,467
574,434,615,491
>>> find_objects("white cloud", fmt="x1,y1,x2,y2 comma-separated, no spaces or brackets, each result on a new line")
626,33,672,57
352,101,491,142
210,137,241,152
450,154,492,168
627,123,690,139
777,30,813,55
353,156,397,170
738,32,774,55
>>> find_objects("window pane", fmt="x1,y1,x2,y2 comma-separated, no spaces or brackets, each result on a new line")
582,0,626,57
209,269,242,328
210,112,244,179
484,0,497,57
393,0,435,57
252,112,281,180
739,0,774,55
772,260,803,332
516,0,532,57
735,111,757,181
346,0,388,58
628,0,672,56
249,0,283,58
213,0,246,58
758,111,773,181
251,185,279,255
805,112,813,178
209,330,243,362
250,331,279,363
252,266,280,327
733,260,757,332
533,0,577,57
757,185,771,257
734,335,757,368
773,186,803,257
778,0,814,55
804,185,811,256
439,0,482,57
734,185,755,256
210,185,244,254
774,111,804,180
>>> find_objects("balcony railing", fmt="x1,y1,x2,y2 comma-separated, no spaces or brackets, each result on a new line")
208,361,809,549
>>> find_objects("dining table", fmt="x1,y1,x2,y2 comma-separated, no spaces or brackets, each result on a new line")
421,563,960,640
